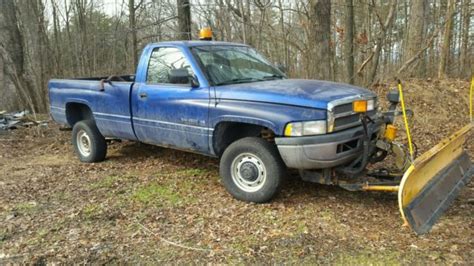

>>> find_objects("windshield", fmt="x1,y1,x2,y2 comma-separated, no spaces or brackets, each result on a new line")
191,45,286,86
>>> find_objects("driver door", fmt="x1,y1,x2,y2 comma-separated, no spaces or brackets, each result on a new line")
132,46,210,153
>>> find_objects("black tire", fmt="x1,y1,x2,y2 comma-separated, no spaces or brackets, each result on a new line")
219,137,285,203
72,120,107,163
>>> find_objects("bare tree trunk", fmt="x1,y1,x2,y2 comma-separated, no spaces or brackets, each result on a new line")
255,1,269,50
11,0,52,112
245,0,252,45
309,0,332,80
0,0,36,112
239,1,247,43
438,0,455,79
344,0,354,84
426,0,439,77
74,0,88,76
459,0,471,77
64,0,74,76
402,0,427,77
33,0,51,111
278,0,289,71
51,0,62,76
367,0,397,85
177,0,191,40
129,0,138,67
225,0,251,44
0,0,25,82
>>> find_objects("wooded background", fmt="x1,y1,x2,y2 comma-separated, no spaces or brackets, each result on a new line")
0,0,472,113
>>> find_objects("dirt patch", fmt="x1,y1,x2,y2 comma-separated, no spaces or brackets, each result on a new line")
0,79,473,263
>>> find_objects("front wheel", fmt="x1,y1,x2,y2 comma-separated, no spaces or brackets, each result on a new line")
72,120,107,163
220,137,285,203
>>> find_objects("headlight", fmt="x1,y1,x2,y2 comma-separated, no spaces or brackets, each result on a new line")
284,120,327,136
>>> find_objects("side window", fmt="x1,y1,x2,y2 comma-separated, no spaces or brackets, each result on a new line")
146,47,194,84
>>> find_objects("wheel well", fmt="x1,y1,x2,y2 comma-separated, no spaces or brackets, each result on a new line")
65,103,93,126
213,122,276,157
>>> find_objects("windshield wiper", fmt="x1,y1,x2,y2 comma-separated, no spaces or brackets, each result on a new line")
262,74,285,80
215,78,263,86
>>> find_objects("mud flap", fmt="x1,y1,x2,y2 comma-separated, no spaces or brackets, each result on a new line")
398,124,473,235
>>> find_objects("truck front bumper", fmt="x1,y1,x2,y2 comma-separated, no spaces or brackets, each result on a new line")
275,122,382,169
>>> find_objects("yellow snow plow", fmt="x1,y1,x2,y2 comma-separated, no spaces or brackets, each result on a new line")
392,77,473,234
328,78,474,235
398,124,472,234
394,78,473,234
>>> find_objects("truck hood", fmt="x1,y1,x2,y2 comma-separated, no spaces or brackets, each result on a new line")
214,79,376,109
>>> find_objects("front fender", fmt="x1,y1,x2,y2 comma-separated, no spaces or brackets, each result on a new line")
210,100,326,136
212,115,277,134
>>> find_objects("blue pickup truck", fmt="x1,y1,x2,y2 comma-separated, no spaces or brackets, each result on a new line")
49,41,389,203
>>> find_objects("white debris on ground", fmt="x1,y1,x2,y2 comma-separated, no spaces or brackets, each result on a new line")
0,110,48,131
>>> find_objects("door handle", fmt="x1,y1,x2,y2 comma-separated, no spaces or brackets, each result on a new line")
139,92,148,98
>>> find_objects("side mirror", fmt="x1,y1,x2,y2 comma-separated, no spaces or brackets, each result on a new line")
168,68,200,88
387,89,400,104
190,75,200,88
276,63,287,74
168,68,191,84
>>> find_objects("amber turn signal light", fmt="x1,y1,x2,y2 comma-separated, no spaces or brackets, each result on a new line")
353,100,367,113
384,124,397,141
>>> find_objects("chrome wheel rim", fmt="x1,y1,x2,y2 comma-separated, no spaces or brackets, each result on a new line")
231,153,266,192
76,129,91,157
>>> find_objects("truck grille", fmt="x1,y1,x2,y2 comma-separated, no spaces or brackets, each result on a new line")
333,102,353,114
333,110,376,130
328,97,377,132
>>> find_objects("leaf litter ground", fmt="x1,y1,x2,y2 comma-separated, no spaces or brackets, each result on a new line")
0,79,472,263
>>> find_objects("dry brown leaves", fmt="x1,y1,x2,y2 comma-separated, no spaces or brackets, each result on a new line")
0,79,472,264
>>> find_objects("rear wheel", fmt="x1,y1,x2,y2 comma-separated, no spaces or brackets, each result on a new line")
220,137,285,203
72,120,107,163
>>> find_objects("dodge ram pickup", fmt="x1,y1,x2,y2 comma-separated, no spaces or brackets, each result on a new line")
49,41,387,203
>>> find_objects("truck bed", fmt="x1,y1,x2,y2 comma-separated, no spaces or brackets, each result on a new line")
48,75,137,140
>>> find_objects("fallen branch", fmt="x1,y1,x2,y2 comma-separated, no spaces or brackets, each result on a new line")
357,51,374,75
397,26,443,75
134,218,211,252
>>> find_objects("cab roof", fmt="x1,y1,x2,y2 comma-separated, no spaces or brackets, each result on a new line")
149,40,249,48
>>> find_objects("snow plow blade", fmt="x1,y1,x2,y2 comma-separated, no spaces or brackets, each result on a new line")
398,124,473,235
